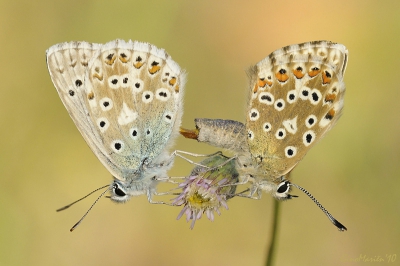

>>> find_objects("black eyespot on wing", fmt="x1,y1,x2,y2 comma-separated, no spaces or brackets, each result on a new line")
114,142,122,150
75,79,82,87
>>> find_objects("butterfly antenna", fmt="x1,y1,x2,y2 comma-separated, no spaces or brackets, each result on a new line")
290,183,347,231
56,185,109,211
69,186,110,232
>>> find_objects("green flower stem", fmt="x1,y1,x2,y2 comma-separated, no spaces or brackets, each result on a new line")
265,199,281,266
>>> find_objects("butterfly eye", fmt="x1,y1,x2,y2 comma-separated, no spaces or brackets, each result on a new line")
277,181,290,194
113,184,126,197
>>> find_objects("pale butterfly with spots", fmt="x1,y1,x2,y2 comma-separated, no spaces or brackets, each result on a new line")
47,39,186,229
180,41,348,230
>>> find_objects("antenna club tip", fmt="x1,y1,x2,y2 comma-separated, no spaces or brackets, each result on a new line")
333,219,347,231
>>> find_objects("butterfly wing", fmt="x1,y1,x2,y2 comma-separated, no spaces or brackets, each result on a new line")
46,41,113,171
47,40,185,181
246,41,348,179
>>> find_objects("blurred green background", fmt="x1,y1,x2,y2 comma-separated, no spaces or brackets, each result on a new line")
1,0,399,265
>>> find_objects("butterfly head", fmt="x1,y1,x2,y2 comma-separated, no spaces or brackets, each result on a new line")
109,177,155,203
274,180,298,200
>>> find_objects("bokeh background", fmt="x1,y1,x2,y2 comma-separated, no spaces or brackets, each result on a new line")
1,1,399,265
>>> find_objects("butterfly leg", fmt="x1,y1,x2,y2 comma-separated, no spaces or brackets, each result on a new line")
155,175,188,184
146,189,176,206
171,150,226,169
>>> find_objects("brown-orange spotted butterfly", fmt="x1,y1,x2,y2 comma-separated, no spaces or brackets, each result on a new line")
180,41,348,230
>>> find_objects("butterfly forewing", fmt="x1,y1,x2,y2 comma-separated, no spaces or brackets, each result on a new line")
246,41,348,179
47,40,185,181
46,42,115,174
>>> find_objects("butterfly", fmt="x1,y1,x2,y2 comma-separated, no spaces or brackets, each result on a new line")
180,41,348,230
47,39,186,206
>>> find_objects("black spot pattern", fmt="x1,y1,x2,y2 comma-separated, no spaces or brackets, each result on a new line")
289,94,295,100
114,142,122,150
123,77,128,84
103,101,109,107
75,79,82,87
261,95,272,102
306,133,313,143
308,118,315,125
111,79,118,85
312,92,319,102
106,54,114,60
135,82,140,88
302,90,309,97
68,90,75,96
145,94,150,100
325,71,331,78
325,113,333,120
99,121,106,127
132,130,137,137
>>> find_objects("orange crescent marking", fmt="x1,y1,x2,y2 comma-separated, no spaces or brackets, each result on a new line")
119,55,129,63
87,92,95,100
105,56,116,66
322,71,332,84
149,65,161,74
258,78,267,88
293,69,304,79
324,93,336,103
275,72,289,82
134,62,143,69
308,68,321,77
169,77,177,86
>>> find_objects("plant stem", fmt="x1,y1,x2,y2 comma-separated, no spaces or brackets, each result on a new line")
265,199,281,266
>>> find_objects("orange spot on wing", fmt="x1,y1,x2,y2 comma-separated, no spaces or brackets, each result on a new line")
308,67,321,77
119,54,129,63
322,71,332,84
169,77,177,86
87,92,94,100
105,56,116,66
93,73,103,81
325,108,336,120
258,78,267,88
175,85,180,93
149,65,161,74
134,62,143,69
275,70,289,82
324,93,336,103
253,83,258,94
292,69,304,79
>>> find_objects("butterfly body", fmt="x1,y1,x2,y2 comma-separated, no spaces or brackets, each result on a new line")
47,40,186,202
